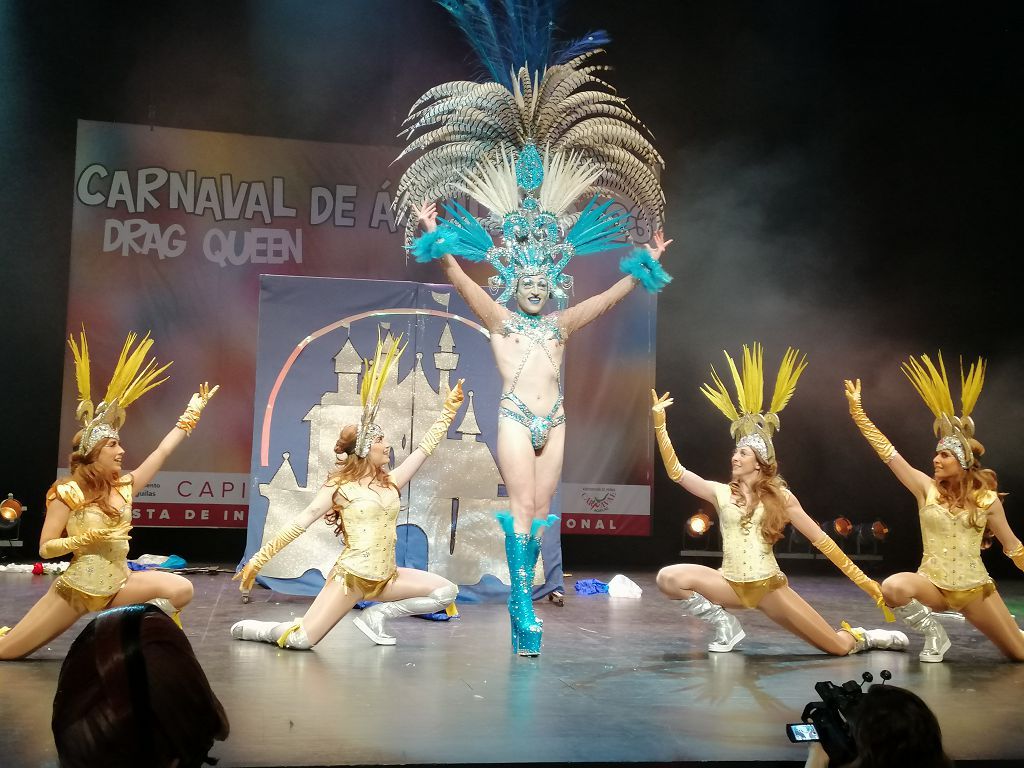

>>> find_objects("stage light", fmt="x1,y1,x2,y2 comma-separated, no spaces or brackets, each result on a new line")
853,519,888,556
686,512,714,538
0,495,23,530
822,517,853,538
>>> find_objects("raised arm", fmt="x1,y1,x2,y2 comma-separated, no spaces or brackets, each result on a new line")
787,493,891,618
389,379,465,489
412,201,507,333
560,232,673,337
233,481,338,594
843,379,931,503
130,383,219,489
651,390,717,505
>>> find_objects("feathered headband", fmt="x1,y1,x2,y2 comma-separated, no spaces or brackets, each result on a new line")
355,332,407,459
700,344,808,466
397,1,667,305
68,329,171,457
902,352,985,469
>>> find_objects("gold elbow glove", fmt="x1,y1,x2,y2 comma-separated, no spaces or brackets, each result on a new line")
813,534,895,621
1006,543,1024,572
176,382,220,435
234,522,306,592
418,379,464,456
651,390,684,482
39,525,130,559
844,380,897,463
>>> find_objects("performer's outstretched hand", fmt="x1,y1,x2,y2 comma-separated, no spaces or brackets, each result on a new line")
232,562,258,594
651,390,674,428
411,200,438,232
443,378,465,416
643,230,673,261
177,382,220,434
844,378,863,409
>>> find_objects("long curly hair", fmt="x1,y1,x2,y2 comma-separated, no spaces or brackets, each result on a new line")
729,459,790,545
935,438,1000,533
324,424,396,537
58,430,130,520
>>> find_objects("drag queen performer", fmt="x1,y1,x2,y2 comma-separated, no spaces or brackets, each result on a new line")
653,344,907,656
845,354,1024,662
231,337,465,650
396,2,671,656
0,330,217,660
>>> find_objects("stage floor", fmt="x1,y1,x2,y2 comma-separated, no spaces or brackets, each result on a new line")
2,568,1023,767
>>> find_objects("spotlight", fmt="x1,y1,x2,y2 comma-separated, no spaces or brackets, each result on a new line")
853,519,888,556
686,512,714,538
0,494,23,530
822,517,853,538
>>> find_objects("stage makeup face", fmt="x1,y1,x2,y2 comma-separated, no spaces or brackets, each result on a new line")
932,448,963,480
515,275,550,315
730,445,761,483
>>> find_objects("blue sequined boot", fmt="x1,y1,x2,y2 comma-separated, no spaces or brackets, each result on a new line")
498,512,543,656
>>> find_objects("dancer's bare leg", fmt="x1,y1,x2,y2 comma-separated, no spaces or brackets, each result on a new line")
109,571,194,610
656,563,745,609
960,590,1024,661
300,578,364,645
375,567,455,601
532,424,565,521
881,572,949,611
757,586,855,655
0,583,86,660
497,419,538,533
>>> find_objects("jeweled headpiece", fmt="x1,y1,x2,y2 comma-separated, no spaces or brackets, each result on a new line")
700,344,808,467
68,329,171,457
354,332,406,459
396,2,665,306
902,352,985,469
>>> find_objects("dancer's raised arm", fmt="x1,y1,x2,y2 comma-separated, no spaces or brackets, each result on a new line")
844,379,931,502
131,383,218,489
389,379,465,489
651,390,716,504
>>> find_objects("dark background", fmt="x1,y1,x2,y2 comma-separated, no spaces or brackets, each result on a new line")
2,1,1022,579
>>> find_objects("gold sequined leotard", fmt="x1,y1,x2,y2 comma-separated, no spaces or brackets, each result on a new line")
46,477,133,612
711,481,788,607
326,478,401,599
917,484,997,594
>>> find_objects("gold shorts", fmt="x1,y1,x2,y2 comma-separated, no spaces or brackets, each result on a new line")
328,565,397,600
54,577,116,613
934,581,996,611
726,573,788,609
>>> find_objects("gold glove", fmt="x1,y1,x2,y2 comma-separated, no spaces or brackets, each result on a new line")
813,534,895,621
39,523,131,559
651,390,684,482
418,379,465,456
1006,543,1024,572
844,379,897,463
233,522,305,593
176,382,220,434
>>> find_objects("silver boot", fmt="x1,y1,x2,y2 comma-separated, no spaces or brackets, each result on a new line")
892,599,951,662
842,625,910,654
678,592,745,652
352,583,458,646
230,619,313,649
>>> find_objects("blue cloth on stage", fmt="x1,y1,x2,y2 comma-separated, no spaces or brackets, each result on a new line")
574,578,609,595
127,554,188,571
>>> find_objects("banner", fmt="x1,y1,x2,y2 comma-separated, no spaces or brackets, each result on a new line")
62,120,655,534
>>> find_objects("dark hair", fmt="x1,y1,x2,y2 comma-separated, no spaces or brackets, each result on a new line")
845,685,952,768
52,604,229,768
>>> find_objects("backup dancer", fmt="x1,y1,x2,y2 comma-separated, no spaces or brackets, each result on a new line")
845,353,1024,661
0,330,217,659
654,344,907,656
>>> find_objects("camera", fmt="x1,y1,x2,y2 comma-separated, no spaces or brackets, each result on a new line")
786,669,891,765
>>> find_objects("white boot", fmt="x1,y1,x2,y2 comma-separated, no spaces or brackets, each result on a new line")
842,624,910,654
230,619,313,649
352,583,458,646
678,592,745,652
892,599,951,662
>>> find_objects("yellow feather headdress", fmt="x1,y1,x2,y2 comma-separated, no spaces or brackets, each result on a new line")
354,331,407,458
901,351,985,469
68,328,172,456
699,343,808,466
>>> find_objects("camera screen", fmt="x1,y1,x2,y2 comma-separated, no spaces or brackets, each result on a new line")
786,723,819,742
